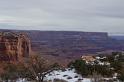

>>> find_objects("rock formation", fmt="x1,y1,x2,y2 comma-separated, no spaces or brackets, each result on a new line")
0,32,31,62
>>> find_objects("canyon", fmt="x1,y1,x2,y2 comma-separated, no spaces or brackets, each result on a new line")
0,29,124,64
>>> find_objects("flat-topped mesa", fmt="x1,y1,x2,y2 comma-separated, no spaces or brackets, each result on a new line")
0,32,31,62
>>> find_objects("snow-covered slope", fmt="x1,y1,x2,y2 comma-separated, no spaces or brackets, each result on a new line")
16,68,91,82
45,68,91,82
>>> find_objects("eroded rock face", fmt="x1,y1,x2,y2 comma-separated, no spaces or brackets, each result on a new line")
0,32,31,62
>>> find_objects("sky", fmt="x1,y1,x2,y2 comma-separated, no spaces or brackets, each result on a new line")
0,0,124,35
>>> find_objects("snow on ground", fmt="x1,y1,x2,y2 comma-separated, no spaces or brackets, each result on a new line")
16,68,119,82
16,79,26,82
16,68,91,82
45,68,91,82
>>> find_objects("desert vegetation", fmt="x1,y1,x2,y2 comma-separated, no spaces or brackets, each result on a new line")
0,52,124,82
68,52,124,82
0,55,60,82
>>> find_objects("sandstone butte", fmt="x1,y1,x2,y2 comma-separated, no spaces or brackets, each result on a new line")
0,32,31,62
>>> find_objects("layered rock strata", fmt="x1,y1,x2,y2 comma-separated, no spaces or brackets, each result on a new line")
0,32,31,62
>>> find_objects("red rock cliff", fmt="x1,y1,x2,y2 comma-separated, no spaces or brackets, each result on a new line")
0,32,31,62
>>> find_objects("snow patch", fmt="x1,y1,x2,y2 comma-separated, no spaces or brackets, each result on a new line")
45,68,91,82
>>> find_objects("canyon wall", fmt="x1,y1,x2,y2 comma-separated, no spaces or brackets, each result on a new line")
0,32,31,62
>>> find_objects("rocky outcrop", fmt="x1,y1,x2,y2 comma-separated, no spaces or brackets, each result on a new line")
0,32,31,62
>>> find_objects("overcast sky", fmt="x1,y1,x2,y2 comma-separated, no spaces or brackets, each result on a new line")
0,0,124,35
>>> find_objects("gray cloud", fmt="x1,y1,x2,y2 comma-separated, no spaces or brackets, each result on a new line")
0,0,124,35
